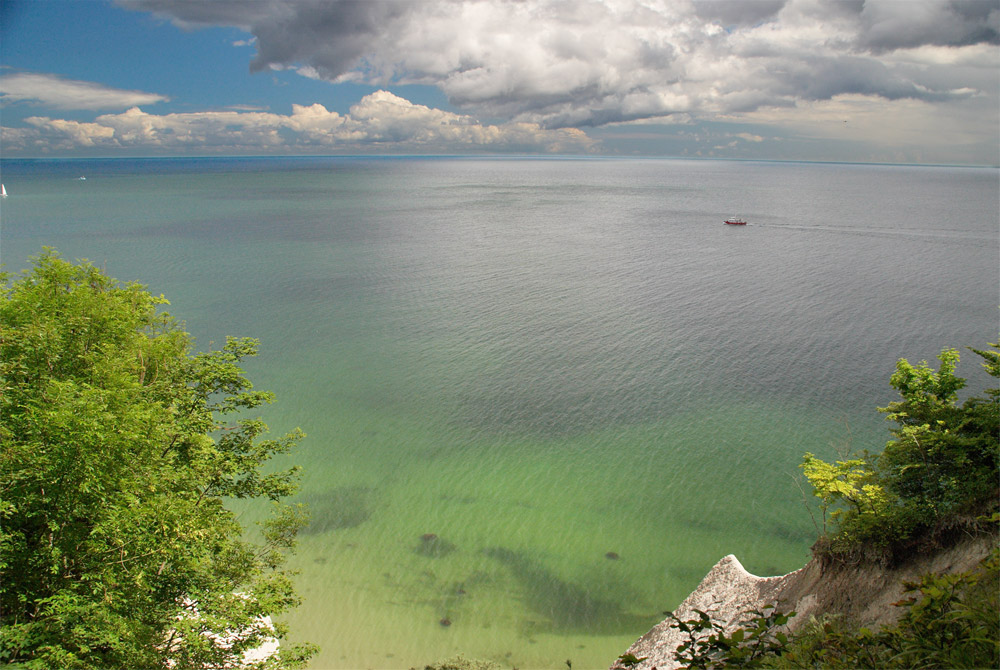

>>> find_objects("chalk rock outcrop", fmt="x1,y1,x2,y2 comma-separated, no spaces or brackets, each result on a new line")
614,555,801,670
614,535,994,670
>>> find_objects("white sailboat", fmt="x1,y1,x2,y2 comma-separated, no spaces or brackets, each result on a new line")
1,183,7,197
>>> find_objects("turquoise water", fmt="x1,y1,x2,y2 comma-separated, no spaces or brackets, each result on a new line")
2,157,997,669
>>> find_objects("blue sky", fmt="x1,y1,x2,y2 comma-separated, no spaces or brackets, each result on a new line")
2,0,998,163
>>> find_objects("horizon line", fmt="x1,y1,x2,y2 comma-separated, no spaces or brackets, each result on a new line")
1,154,997,169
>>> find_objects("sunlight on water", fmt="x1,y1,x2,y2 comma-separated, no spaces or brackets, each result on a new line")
2,157,996,668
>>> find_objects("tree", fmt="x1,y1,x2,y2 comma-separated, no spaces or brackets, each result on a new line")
877,345,999,520
800,452,897,544
801,340,1000,553
0,250,316,668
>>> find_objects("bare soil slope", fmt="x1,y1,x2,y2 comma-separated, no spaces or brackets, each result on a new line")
614,534,995,670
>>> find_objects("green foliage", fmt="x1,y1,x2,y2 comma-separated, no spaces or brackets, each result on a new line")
661,551,998,669
764,549,1000,669
416,657,506,670
878,345,999,522
662,605,794,669
886,549,1000,668
659,340,999,669
800,452,899,548
613,652,648,668
0,251,316,668
801,341,1000,554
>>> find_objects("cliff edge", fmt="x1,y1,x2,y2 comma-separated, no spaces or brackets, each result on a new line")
614,535,995,670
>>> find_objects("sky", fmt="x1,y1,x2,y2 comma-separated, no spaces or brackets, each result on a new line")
1,0,998,164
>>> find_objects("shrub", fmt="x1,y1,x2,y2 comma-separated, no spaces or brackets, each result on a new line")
801,340,999,557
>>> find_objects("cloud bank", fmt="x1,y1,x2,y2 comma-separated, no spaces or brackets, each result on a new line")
3,1,996,161
4,90,595,154
0,71,169,110
119,0,999,128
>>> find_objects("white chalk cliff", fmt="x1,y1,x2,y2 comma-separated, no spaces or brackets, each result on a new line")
614,535,994,670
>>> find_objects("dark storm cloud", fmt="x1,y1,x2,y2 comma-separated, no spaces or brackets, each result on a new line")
690,0,787,27
119,0,419,77
245,1,414,76
770,55,970,103
857,0,1000,51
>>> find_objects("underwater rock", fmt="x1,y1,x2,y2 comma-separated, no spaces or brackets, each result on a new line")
415,533,457,558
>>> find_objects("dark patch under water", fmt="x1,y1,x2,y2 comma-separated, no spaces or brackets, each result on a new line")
414,533,457,558
483,547,659,635
299,486,376,534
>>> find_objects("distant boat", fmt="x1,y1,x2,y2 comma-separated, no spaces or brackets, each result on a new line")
724,217,747,225
1,183,6,197
78,176,86,180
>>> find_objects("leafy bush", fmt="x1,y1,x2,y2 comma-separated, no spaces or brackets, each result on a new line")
801,341,999,556
663,340,1000,668
800,452,900,549
765,548,1000,669
416,657,506,670
661,605,794,669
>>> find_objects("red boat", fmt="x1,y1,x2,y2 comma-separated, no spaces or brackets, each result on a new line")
724,217,747,225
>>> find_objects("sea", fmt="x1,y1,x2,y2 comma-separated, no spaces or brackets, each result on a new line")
1,156,997,669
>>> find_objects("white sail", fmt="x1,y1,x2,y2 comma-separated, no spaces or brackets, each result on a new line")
1,184,7,197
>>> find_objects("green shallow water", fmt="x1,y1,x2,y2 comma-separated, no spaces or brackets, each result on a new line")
273,401,838,670
2,157,996,669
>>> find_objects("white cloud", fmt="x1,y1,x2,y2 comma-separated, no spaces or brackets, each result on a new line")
25,117,117,146
5,90,595,154
0,72,168,110
117,0,999,132
887,42,998,67
16,1,1000,161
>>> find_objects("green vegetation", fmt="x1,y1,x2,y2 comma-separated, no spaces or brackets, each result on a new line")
803,342,999,558
659,338,999,668
613,652,648,668
415,657,506,670
770,548,999,669
660,549,998,669
0,251,316,668
3,249,996,670
654,605,793,669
